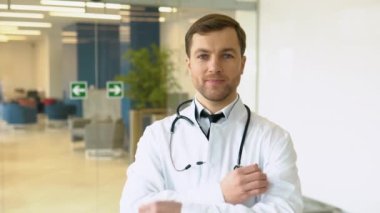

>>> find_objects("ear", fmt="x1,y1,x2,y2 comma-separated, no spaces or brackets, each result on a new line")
186,57,191,74
240,55,246,75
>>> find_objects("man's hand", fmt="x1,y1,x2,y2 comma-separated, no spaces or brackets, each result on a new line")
138,201,181,213
221,164,268,204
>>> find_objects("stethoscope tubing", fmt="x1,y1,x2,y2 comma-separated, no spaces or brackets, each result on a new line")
170,99,251,171
234,105,251,169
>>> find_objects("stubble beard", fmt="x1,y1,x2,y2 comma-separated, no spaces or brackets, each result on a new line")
198,84,234,102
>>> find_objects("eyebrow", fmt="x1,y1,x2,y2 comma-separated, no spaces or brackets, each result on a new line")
193,48,238,55
193,48,209,54
221,48,238,54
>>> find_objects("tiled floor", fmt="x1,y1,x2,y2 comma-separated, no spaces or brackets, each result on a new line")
0,122,129,213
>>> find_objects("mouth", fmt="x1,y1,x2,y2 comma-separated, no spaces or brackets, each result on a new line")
204,79,225,85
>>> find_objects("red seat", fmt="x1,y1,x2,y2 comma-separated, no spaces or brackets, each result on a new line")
42,98,57,106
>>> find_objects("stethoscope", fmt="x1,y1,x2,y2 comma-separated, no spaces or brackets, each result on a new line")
169,99,251,172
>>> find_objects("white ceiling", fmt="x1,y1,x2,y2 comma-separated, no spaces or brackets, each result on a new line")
0,0,256,42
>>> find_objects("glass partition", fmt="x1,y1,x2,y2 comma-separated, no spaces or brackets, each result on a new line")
0,1,257,211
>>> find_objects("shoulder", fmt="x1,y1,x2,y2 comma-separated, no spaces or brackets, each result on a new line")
251,112,291,142
134,113,177,157
250,113,297,163
145,103,194,132
144,113,176,134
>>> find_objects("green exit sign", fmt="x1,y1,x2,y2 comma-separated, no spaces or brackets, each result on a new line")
107,81,124,99
70,81,88,99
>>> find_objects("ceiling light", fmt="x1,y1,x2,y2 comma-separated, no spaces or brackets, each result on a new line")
85,2,104,8
62,31,77,37
159,7,177,13
0,29,41,36
0,26,18,31
50,12,121,20
105,3,130,10
86,2,104,9
11,4,85,13
0,21,52,28
0,4,8,9
41,1,130,10
62,37,78,44
85,2,130,9
0,12,44,19
159,17,166,22
40,0,85,7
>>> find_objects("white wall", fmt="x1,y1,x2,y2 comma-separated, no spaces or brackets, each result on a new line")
61,43,78,98
1,28,65,100
259,0,380,212
0,42,37,99
47,28,64,99
236,10,257,111
0,37,57,99
160,12,195,96
35,36,49,98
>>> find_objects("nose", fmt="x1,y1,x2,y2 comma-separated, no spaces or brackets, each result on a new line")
208,56,222,73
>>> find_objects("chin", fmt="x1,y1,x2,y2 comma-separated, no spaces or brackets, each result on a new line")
204,93,231,102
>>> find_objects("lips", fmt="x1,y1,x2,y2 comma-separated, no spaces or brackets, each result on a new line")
204,79,225,85
206,79,224,82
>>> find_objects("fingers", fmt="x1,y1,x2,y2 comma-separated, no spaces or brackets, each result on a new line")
221,163,268,204
242,178,268,192
139,201,181,213
139,202,159,213
241,170,267,183
236,164,260,175
230,179,268,203
246,186,268,197
138,204,150,213
235,164,268,193
236,164,267,185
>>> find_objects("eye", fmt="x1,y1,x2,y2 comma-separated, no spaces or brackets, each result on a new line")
197,54,209,60
223,53,234,59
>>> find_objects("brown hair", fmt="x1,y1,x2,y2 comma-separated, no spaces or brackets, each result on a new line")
185,13,246,57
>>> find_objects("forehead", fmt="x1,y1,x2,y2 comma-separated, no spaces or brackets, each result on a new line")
190,27,240,53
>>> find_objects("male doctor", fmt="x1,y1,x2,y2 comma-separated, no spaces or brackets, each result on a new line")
120,14,303,213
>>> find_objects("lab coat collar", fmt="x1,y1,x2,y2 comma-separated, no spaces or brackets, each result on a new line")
180,98,248,125
193,96,240,120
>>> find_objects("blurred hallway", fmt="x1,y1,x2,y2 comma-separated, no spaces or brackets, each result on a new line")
0,122,128,213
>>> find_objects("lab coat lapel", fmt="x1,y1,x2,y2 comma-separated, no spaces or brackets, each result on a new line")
206,100,248,171
169,101,208,170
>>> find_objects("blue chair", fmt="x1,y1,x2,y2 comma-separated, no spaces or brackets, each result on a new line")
45,101,76,120
3,102,37,125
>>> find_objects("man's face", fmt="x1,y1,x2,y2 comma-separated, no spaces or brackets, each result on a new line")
186,27,246,105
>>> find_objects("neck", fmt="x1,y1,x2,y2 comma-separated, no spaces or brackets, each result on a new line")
196,93,238,114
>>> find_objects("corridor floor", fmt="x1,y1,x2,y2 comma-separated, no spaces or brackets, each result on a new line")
0,123,129,213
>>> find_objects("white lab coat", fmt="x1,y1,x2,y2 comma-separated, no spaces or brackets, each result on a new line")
120,99,303,212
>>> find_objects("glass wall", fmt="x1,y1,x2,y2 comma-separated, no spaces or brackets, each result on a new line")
0,1,257,211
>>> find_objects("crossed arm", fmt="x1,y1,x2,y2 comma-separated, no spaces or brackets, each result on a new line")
120,128,303,213
137,164,267,213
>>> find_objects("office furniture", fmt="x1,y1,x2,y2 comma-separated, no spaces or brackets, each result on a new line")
2,102,37,125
